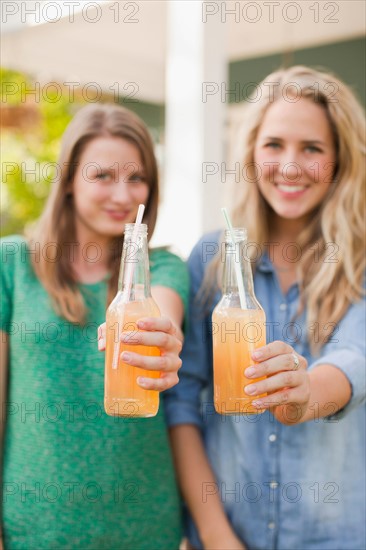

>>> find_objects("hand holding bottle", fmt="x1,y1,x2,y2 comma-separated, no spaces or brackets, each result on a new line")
244,340,311,423
98,315,182,392
103,221,184,417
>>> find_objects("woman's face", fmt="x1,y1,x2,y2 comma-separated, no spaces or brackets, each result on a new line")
254,96,337,229
72,136,149,242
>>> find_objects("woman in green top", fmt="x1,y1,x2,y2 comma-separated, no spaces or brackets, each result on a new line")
0,104,189,549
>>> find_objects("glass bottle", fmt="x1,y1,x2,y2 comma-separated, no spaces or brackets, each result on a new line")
212,228,267,415
104,223,160,417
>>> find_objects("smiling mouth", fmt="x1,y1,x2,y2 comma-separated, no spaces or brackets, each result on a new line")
275,183,309,193
105,210,131,219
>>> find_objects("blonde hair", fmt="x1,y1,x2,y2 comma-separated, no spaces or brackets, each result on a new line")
207,66,365,354
28,103,159,323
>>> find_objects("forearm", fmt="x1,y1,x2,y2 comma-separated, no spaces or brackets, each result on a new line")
301,364,352,422
250,341,355,426
274,363,352,425
151,286,184,341
169,424,240,548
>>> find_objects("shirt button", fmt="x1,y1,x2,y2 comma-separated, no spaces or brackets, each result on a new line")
268,522,276,529
270,481,278,489
269,433,277,442
279,303,287,311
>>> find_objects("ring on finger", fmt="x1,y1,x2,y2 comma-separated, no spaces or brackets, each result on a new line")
291,352,300,370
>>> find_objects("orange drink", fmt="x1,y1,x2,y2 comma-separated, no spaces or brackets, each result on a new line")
212,307,267,415
105,298,161,418
104,221,161,418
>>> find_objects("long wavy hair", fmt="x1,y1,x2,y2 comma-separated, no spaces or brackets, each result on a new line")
206,65,365,354
28,103,159,323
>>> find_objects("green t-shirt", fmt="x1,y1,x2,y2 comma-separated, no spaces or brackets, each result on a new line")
1,235,189,550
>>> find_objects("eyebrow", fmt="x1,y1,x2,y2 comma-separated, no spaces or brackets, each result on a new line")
262,136,326,146
90,166,145,172
301,140,325,146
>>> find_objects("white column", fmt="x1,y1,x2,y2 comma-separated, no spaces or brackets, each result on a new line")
151,0,227,258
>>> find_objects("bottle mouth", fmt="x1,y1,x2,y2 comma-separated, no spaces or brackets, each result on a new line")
125,223,148,235
224,228,247,243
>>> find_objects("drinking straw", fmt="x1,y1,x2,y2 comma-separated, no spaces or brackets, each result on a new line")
112,204,145,369
122,203,145,303
221,208,247,310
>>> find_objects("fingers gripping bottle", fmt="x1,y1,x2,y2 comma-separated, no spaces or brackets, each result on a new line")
212,228,267,415
104,223,160,418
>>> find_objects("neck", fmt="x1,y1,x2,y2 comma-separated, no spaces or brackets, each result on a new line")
72,226,115,283
267,216,308,272
269,214,308,244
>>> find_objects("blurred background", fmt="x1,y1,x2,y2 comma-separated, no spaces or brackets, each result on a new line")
1,0,365,256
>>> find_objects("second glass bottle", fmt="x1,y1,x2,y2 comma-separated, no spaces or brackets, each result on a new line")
212,228,267,415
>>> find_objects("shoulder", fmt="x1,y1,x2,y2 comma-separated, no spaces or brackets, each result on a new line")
149,247,189,307
1,234,39,294
180,230,222,295
149,246,188,282
189,230,222,257
1,236,33,328
187,229,222,272
1,234,29,271
149,247,187,272
1,234,27,249
150,246,185,263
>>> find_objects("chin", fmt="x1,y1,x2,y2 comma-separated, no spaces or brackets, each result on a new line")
97,224,126,238
273,204,307,218
109,227,127,237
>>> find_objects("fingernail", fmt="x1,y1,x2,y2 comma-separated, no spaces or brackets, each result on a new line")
137,321,146,329
245,366,256,377
245,384,257,395
252,400,263,408
121,352,131,361
252,351,262,360
137,377,148,387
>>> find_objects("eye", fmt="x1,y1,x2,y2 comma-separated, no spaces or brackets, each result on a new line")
128,173,147,184
264,142,281,149
305,145,322,153
95,172,113,182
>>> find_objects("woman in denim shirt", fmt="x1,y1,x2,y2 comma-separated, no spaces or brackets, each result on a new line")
165,66,365,550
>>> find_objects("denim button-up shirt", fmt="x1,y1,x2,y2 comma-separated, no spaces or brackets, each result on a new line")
164,231,366,550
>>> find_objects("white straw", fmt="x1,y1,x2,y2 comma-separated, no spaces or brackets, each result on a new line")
112,204,145,369
121,204,145,303
221,208,247,310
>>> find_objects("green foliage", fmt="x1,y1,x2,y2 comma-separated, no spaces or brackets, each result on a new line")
0,68,85,237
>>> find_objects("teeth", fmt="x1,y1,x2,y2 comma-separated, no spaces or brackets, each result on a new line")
277,184,306,193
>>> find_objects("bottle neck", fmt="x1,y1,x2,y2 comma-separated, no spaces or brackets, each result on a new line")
222,239,258,308
118,231,151,301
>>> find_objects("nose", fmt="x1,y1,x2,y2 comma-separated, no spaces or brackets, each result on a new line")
110,178,131,204
279,149,302,181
